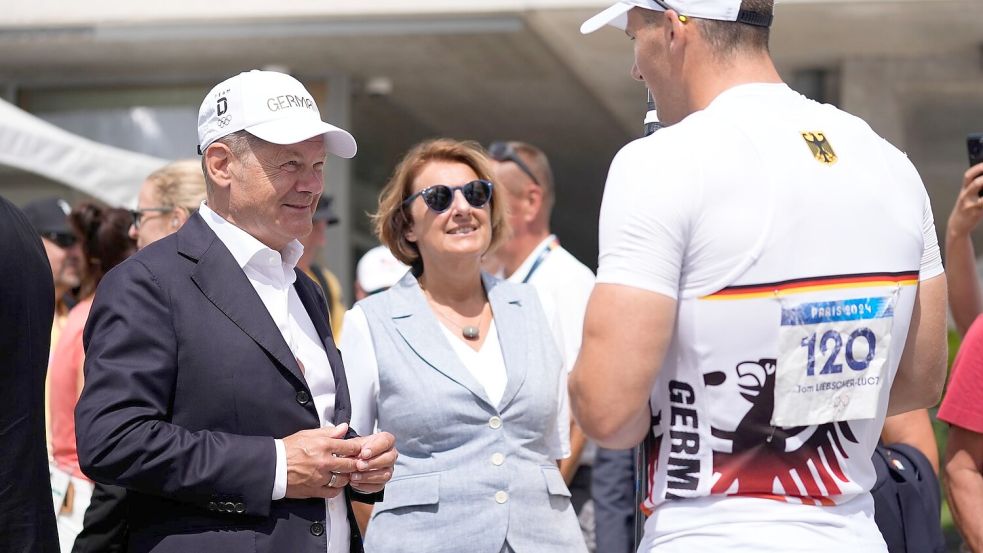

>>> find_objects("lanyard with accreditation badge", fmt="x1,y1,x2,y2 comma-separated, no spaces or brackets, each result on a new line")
520,236,560,284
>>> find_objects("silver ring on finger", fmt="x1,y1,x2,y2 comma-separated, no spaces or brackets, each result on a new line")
328,473,339,488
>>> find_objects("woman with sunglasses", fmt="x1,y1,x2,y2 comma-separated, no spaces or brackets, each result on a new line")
47,202,136,552
340,139,587,553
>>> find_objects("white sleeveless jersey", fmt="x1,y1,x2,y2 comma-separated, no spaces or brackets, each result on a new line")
596,83,942,550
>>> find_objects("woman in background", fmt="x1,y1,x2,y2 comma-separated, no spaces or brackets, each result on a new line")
71,159,207,553
341,139,586,553
48,202,135,553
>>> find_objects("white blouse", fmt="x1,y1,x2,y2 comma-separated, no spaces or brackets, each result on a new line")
340,305,570,458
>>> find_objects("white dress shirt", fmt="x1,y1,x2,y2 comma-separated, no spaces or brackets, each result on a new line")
507,234,596,464
341,306,569,458
199,202,348,553
507,235,595,374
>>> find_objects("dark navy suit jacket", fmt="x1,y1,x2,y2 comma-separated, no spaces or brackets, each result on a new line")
75,214,372,553
0,196,59,553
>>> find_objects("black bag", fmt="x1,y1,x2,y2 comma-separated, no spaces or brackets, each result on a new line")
870,443,945,553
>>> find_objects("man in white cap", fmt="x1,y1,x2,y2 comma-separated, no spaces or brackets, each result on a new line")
354,245,409,301
570,2,948,552
76,70,396,553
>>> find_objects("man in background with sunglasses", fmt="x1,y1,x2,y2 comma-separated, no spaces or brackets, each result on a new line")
488,141,600,549
22,197,81,359
570,1,947,552
22,197,82,459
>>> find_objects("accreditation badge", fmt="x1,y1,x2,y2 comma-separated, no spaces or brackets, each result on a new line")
771,293,897,426
49,463,71,513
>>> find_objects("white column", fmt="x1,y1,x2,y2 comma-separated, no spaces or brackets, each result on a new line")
323,74,354,306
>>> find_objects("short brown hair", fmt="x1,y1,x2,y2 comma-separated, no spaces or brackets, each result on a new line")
641,0,773,54
698,0,773,55
373,139,510,275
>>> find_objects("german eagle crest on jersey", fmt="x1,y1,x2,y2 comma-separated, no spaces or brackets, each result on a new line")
802,131,837,165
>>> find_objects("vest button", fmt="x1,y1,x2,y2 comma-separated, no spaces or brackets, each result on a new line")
489,416,502,429
491,453,505,466
310,521,325,536
296,390,311,405
495,490,508,504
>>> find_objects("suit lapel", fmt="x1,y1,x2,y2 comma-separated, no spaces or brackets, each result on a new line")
294,272,351,426
485,273,528,410
179,215,309,391
389,273,496,410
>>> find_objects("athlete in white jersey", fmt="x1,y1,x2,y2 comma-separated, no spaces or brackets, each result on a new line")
570,1,949,552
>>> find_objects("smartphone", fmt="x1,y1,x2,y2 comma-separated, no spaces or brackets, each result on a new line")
969,133,983,196
970,133,983,168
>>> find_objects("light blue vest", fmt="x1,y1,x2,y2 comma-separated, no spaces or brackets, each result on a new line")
358,272,587,553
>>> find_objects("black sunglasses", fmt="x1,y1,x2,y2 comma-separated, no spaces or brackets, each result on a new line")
487,141,540,186
42,232,77,248
402,180,493,213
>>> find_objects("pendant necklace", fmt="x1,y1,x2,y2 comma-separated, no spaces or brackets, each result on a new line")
432,306,483,341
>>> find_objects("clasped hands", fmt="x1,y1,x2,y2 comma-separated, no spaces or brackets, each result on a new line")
284,423,397,499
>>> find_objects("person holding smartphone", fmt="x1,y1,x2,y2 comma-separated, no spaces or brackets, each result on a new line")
937,140,983,553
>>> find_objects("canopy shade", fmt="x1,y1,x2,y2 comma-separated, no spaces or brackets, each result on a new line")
0,97,168,207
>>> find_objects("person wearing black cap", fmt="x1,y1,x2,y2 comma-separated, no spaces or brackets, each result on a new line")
22,197,81,356
298,195,346,337
0,195,59,552
572,1,947,552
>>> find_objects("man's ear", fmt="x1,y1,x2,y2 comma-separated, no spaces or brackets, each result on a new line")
203,142,235,191
666,9,690,51
525,186,544,224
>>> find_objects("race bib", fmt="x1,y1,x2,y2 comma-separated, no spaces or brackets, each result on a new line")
772,295,895,426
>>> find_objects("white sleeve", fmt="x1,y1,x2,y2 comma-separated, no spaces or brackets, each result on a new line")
920,191,943,280
339,306,380,437
595,139,698,299
555,366,571,460
272,439,286,500
555,269,594,375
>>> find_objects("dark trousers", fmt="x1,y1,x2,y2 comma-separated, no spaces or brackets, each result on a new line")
592,447,635,553
71,482,128,553
570,465,593,515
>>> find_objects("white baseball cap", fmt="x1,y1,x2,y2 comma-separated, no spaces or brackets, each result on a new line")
197,70,357,158
580,0,771,34
357,246,409,295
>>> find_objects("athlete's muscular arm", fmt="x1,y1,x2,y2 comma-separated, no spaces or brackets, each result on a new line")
888,273,948,416
880,409,939,474
569,284,676,449
946,163,983,336
944,426,983,553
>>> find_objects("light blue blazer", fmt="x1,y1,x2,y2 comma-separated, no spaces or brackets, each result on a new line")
357,272,587,553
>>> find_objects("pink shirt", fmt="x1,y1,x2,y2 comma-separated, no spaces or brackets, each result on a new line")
49,297,93,480
939,315,983,434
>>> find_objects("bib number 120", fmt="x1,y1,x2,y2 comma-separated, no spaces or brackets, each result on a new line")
800,327,876,375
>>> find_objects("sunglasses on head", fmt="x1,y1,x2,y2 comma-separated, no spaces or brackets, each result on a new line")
402,179,493,213
487,141,540,186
